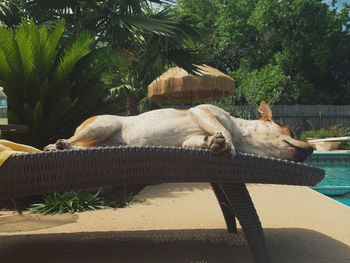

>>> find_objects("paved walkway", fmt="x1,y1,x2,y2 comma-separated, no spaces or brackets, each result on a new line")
0,183,350,262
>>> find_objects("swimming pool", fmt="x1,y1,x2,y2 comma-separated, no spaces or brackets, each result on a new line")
307,152,350,207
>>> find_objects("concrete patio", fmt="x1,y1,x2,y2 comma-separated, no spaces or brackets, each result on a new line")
0,183,349,263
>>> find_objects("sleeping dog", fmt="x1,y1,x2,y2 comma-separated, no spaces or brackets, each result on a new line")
45,101,313,162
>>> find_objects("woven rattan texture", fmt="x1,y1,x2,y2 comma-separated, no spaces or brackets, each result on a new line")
0,146,324,199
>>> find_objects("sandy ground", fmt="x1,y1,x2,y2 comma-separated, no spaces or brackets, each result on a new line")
0,183,350,263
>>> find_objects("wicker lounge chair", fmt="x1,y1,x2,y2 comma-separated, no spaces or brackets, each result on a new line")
0,146,324,263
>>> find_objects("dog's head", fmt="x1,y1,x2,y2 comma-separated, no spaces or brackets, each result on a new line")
233,101,313,162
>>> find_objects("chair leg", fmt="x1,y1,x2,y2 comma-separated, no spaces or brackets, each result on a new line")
221,183,270,263
210,183,237,233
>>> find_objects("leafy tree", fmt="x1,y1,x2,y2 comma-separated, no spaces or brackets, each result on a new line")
247,0,350,104
174,0,350,105
0,20,120,147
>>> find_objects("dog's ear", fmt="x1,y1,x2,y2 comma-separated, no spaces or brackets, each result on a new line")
258,101,272,121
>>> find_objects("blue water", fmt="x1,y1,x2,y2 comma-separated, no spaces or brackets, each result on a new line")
312,163,350,187
308,161,350,207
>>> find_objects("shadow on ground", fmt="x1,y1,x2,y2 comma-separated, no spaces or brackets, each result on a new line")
0,228,349,263
137,183,213,199
0,213,78,232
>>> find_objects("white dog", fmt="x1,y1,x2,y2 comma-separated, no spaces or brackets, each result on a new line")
45,101,313,162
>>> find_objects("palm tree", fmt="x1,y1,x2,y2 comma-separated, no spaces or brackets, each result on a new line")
0,1,207,113
0,0,204,72
0,0,24,27
0,20,120,147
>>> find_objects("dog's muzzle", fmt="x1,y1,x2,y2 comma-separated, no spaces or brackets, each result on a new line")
282,140,314,162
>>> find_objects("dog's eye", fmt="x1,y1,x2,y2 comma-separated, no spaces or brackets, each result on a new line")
278,124,295,138
290,130,295,138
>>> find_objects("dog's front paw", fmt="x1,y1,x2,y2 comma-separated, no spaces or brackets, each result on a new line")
209,132,236,159
55,139,73,150
209,132,226,152
224,143,236,159
43,144,57,151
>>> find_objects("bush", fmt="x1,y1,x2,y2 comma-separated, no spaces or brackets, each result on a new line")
213,98,256,119
231,65,287,105
0,20,119,148
29,191,110,215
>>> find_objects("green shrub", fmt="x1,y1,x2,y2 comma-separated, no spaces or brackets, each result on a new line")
0,19,119,148
231,64,301,105
119,186,136,208
29,191,110,215
213,97,256,120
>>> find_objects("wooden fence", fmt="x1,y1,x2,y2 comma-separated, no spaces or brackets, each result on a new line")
229,105,350,133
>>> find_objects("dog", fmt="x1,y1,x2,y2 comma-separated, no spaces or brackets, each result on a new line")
44,101,313,162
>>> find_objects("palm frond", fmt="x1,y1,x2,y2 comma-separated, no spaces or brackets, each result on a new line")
120,14,177,35
41,20,65,75
0,0,23,28
31,101,44,140
25,0,80,10
14,21,35,80
37,97,78,143
52,31,93,98
0,49,11,82
0,26,23,116
70,47,118,93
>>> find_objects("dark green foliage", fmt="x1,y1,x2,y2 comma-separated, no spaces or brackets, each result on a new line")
136,11,206,84
0,1,206,113
175,0,350,105
0,0,24,27
119,185,136,207
29,191,110,214
0,20,120,147
213,97,256,120
0,1,203,79
232,65,297,105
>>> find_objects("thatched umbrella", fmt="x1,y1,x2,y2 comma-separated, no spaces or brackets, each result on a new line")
147,65,234,104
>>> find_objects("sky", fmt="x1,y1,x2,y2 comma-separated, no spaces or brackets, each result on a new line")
325,0,350,8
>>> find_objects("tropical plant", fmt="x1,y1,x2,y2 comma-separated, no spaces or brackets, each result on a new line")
135,11,205,83
29,191,110,214
0,0,24,28
119,185,136,207
0,0,203,74
0,1,206,113
0,20,120,147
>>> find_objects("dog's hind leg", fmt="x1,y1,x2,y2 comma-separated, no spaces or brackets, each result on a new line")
44,116,123,151
182,135,210,149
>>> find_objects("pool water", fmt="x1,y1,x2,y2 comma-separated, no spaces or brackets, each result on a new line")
307,154,350,207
